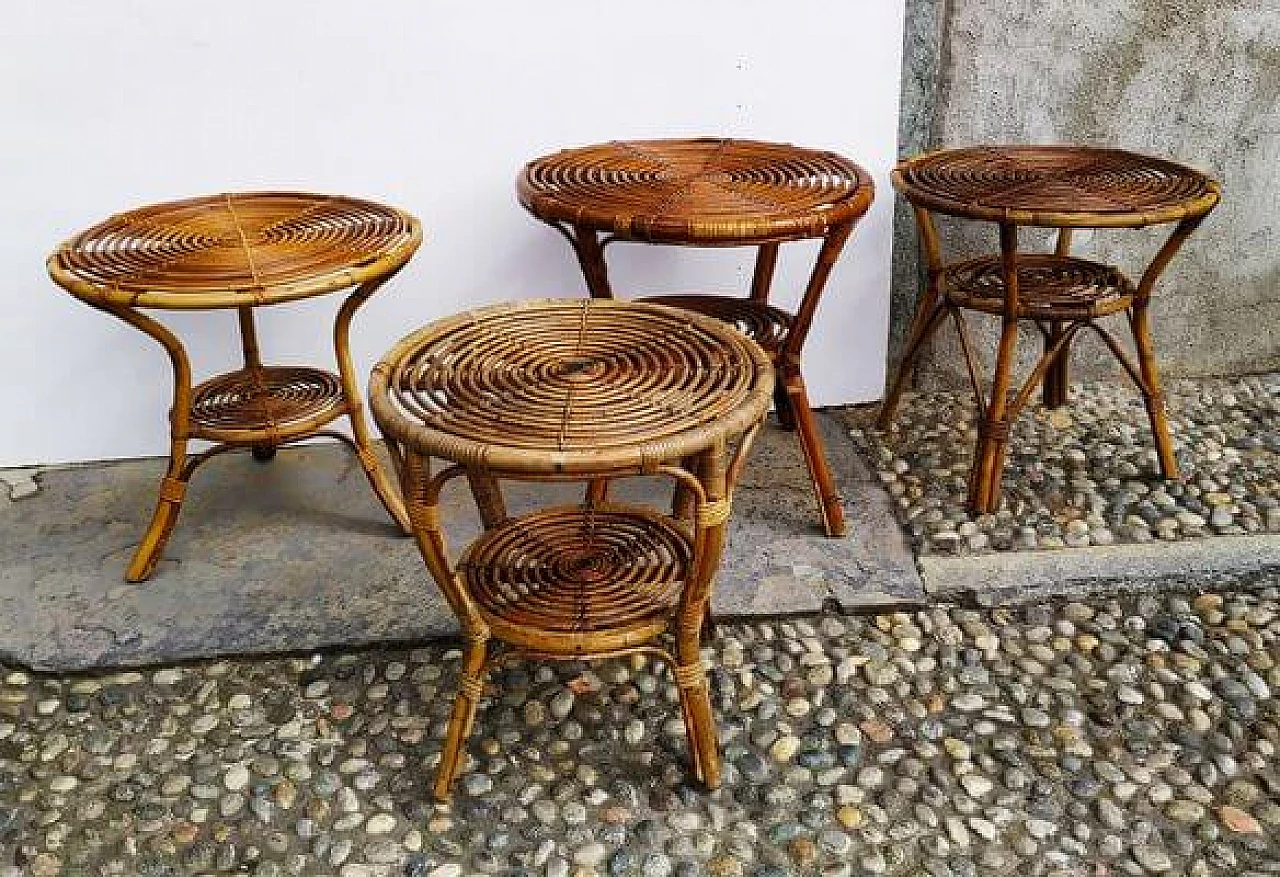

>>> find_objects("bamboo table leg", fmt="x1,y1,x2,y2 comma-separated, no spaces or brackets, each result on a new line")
781,223,855,537
879,207,948,430
90,303,195,583
1043,229,1074,409
1129,216,1205,480
675,443,731,788
335,276,412,534
967,223,1022,513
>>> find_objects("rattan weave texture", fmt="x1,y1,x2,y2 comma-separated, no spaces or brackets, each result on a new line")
518,138,873,244
944,255,1134,319
49,192,421,308
894,146,1219,226
371,299,774,474
460,503,691,648
640,295,794,352
189,366,345,440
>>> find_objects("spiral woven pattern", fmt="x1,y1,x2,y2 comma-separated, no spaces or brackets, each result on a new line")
944,255,1135,319
519,138,873,243
371,299,774,474
641,295,794,352
895,146,1219,226
48,192,421,308
460,504,691,646
190,366,345,440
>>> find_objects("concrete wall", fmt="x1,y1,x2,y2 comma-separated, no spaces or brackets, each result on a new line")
891,0,1280,389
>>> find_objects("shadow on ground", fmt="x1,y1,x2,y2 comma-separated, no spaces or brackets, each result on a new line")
0,412,920,671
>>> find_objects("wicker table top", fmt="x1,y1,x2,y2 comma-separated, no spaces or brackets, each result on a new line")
518,138,874,244
371,299,774,475
48,192,422,309
893,145,1219,227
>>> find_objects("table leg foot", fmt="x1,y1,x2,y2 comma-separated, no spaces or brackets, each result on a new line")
783,370,846,537
354,442,412,535
251,444,277,462
125,474,188,583
674,659,720,789
433,636,489,801
1131,306,1179,480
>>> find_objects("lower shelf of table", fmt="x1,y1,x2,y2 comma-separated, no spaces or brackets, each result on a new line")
944,254,1135,320
640,293,793,354
189,365,346,443
457,503,694,654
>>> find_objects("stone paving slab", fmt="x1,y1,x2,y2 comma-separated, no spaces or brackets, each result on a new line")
0,412,921,671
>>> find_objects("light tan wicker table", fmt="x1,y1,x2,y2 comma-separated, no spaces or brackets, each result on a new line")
519,138,874,537
370,298,773,799
879,146,1220,512
48,192,422,581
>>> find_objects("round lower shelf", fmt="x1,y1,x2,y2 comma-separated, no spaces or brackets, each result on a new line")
641,294,793,353
458,503,693,654
944,255,1134,320
189,365,345,442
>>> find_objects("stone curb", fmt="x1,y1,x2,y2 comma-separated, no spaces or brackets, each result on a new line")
920,533,1280,603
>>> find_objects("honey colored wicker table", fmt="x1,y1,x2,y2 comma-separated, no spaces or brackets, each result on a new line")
518,138,874,537
370,298,773,799
48,192,422,581
880,145,1220,513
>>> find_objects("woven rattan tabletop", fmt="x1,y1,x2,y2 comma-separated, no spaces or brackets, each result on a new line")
370,299,774,475
893,145,1219,227
48,192,422,309
518,138,874,244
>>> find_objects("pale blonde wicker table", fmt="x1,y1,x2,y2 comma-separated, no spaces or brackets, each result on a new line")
48,193,422,581
371,298,774,799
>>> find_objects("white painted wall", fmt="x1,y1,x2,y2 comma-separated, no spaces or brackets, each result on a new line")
1,0,906,467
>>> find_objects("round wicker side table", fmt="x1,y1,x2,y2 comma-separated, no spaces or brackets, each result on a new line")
880,145,1220,513
518,138,874,537
370,298,774,800
48,192,423,581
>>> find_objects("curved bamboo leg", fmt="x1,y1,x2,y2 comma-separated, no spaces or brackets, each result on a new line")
880,207,947,429
1126,217,1203,481
877,298,949,429
334,277,412,534
433,634,489,801
1131,302,1178,479
88,304,194,582
784,366,846,537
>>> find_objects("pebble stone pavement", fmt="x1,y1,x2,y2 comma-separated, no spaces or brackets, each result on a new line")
2,570,1279,876
850,375,1280,556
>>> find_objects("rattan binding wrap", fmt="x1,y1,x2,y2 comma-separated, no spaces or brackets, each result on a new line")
48,192,421,308
518,138,873,244
370,299,774,475
894,145,1219,227
944,255,1134,319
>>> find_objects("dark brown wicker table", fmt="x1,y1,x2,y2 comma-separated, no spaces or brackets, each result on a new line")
48,192,422,581
518,138,874,537
370,298,773,799
880,145,1220,512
